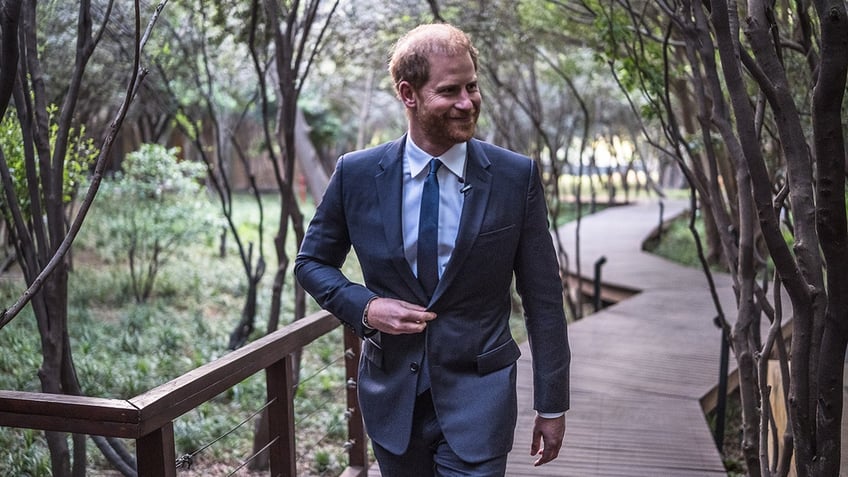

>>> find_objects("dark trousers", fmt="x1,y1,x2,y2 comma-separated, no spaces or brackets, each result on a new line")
372,390,509,477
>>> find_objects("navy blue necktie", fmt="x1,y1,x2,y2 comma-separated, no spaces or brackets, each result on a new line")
418,158,442,298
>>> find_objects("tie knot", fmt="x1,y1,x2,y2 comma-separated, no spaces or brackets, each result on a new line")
429,158,442,175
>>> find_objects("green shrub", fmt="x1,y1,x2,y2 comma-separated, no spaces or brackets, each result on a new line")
0,104,97,217
85,144,221,302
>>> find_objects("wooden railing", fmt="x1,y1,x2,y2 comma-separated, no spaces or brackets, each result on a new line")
0,310,369,477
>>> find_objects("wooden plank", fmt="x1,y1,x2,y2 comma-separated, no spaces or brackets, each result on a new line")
130,311,339,435
137,421,177,477
0,390,139,437
344,327,370,469
0,411,140,438
340,466,369,477
266,356,297,477
0,312,344,443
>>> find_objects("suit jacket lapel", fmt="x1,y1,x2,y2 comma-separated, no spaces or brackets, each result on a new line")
375,135,429,303
431,139,492,304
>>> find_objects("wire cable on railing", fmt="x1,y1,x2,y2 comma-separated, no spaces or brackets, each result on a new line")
294,352,346,389
293,349,347,427
295,382,346,428
290,349,352,468
175,398,276,470
175,346,352,474
295,396,347,464
296,422,345,464
226,435,280,477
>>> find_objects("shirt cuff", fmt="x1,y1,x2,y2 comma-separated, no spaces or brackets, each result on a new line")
537,411,565,419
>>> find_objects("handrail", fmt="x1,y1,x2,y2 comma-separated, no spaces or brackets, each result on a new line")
0,310,369,476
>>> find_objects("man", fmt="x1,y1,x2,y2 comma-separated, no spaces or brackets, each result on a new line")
295,23,570,476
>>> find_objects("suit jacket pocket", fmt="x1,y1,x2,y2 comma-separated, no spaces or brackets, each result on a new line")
476,339,521,375
477,223,516,238
363,337,383,369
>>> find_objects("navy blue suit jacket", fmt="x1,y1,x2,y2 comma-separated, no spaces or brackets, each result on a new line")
295,135,570,463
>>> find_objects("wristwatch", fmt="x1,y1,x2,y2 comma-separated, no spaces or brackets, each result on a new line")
362,297,378,337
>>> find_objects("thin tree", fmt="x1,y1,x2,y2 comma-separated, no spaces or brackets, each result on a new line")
260,0,337,336
242,0,338,468
151,2,270,349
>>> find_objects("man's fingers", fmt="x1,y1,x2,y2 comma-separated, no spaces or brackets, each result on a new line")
398,302,436,329
530,414,566,466
531,432,562,466
398,302,436,320
533,445,560,466
367,298,438,334
397,300,429,312
530,428,542,456
408,310,437,324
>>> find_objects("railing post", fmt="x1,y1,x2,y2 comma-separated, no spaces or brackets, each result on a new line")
343,328,369,474
713,316,730,451
137,422,176,477
593,256,607,312
266,355,297,477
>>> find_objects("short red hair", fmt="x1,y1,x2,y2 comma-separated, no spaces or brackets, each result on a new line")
388,23,479,97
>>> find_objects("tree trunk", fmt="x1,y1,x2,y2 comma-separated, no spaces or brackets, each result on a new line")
33,267,74,477
808,0,848,473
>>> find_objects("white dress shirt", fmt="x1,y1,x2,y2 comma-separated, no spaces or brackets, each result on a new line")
402,137,467,280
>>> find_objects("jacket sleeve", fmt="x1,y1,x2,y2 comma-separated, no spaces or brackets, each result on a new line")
295,157,378,339
514,160,571,413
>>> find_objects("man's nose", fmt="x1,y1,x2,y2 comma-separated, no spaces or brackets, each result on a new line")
455,91,473,110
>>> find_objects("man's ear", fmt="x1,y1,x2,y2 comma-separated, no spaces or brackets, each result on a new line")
398,81,417,108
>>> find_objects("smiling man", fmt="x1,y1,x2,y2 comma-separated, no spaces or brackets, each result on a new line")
295,23,570,477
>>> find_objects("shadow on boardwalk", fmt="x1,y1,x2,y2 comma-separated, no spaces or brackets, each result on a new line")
369,199,734,476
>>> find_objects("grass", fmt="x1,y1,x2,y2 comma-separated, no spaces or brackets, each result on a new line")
644,211,710,267
706,391,748,477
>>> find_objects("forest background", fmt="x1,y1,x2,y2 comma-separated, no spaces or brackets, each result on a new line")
0,0,845,476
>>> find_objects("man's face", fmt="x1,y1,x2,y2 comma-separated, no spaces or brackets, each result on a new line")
400,52,481,156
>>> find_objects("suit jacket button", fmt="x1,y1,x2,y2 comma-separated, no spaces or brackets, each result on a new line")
409,362,419,373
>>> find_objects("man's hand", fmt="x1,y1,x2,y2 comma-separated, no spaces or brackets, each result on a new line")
530,414,566,466
366,297,436,335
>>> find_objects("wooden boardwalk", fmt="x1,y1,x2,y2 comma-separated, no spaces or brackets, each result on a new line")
507,199,736,476
370,200,735,476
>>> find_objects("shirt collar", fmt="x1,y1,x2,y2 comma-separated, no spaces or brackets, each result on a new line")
406,136,467,180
